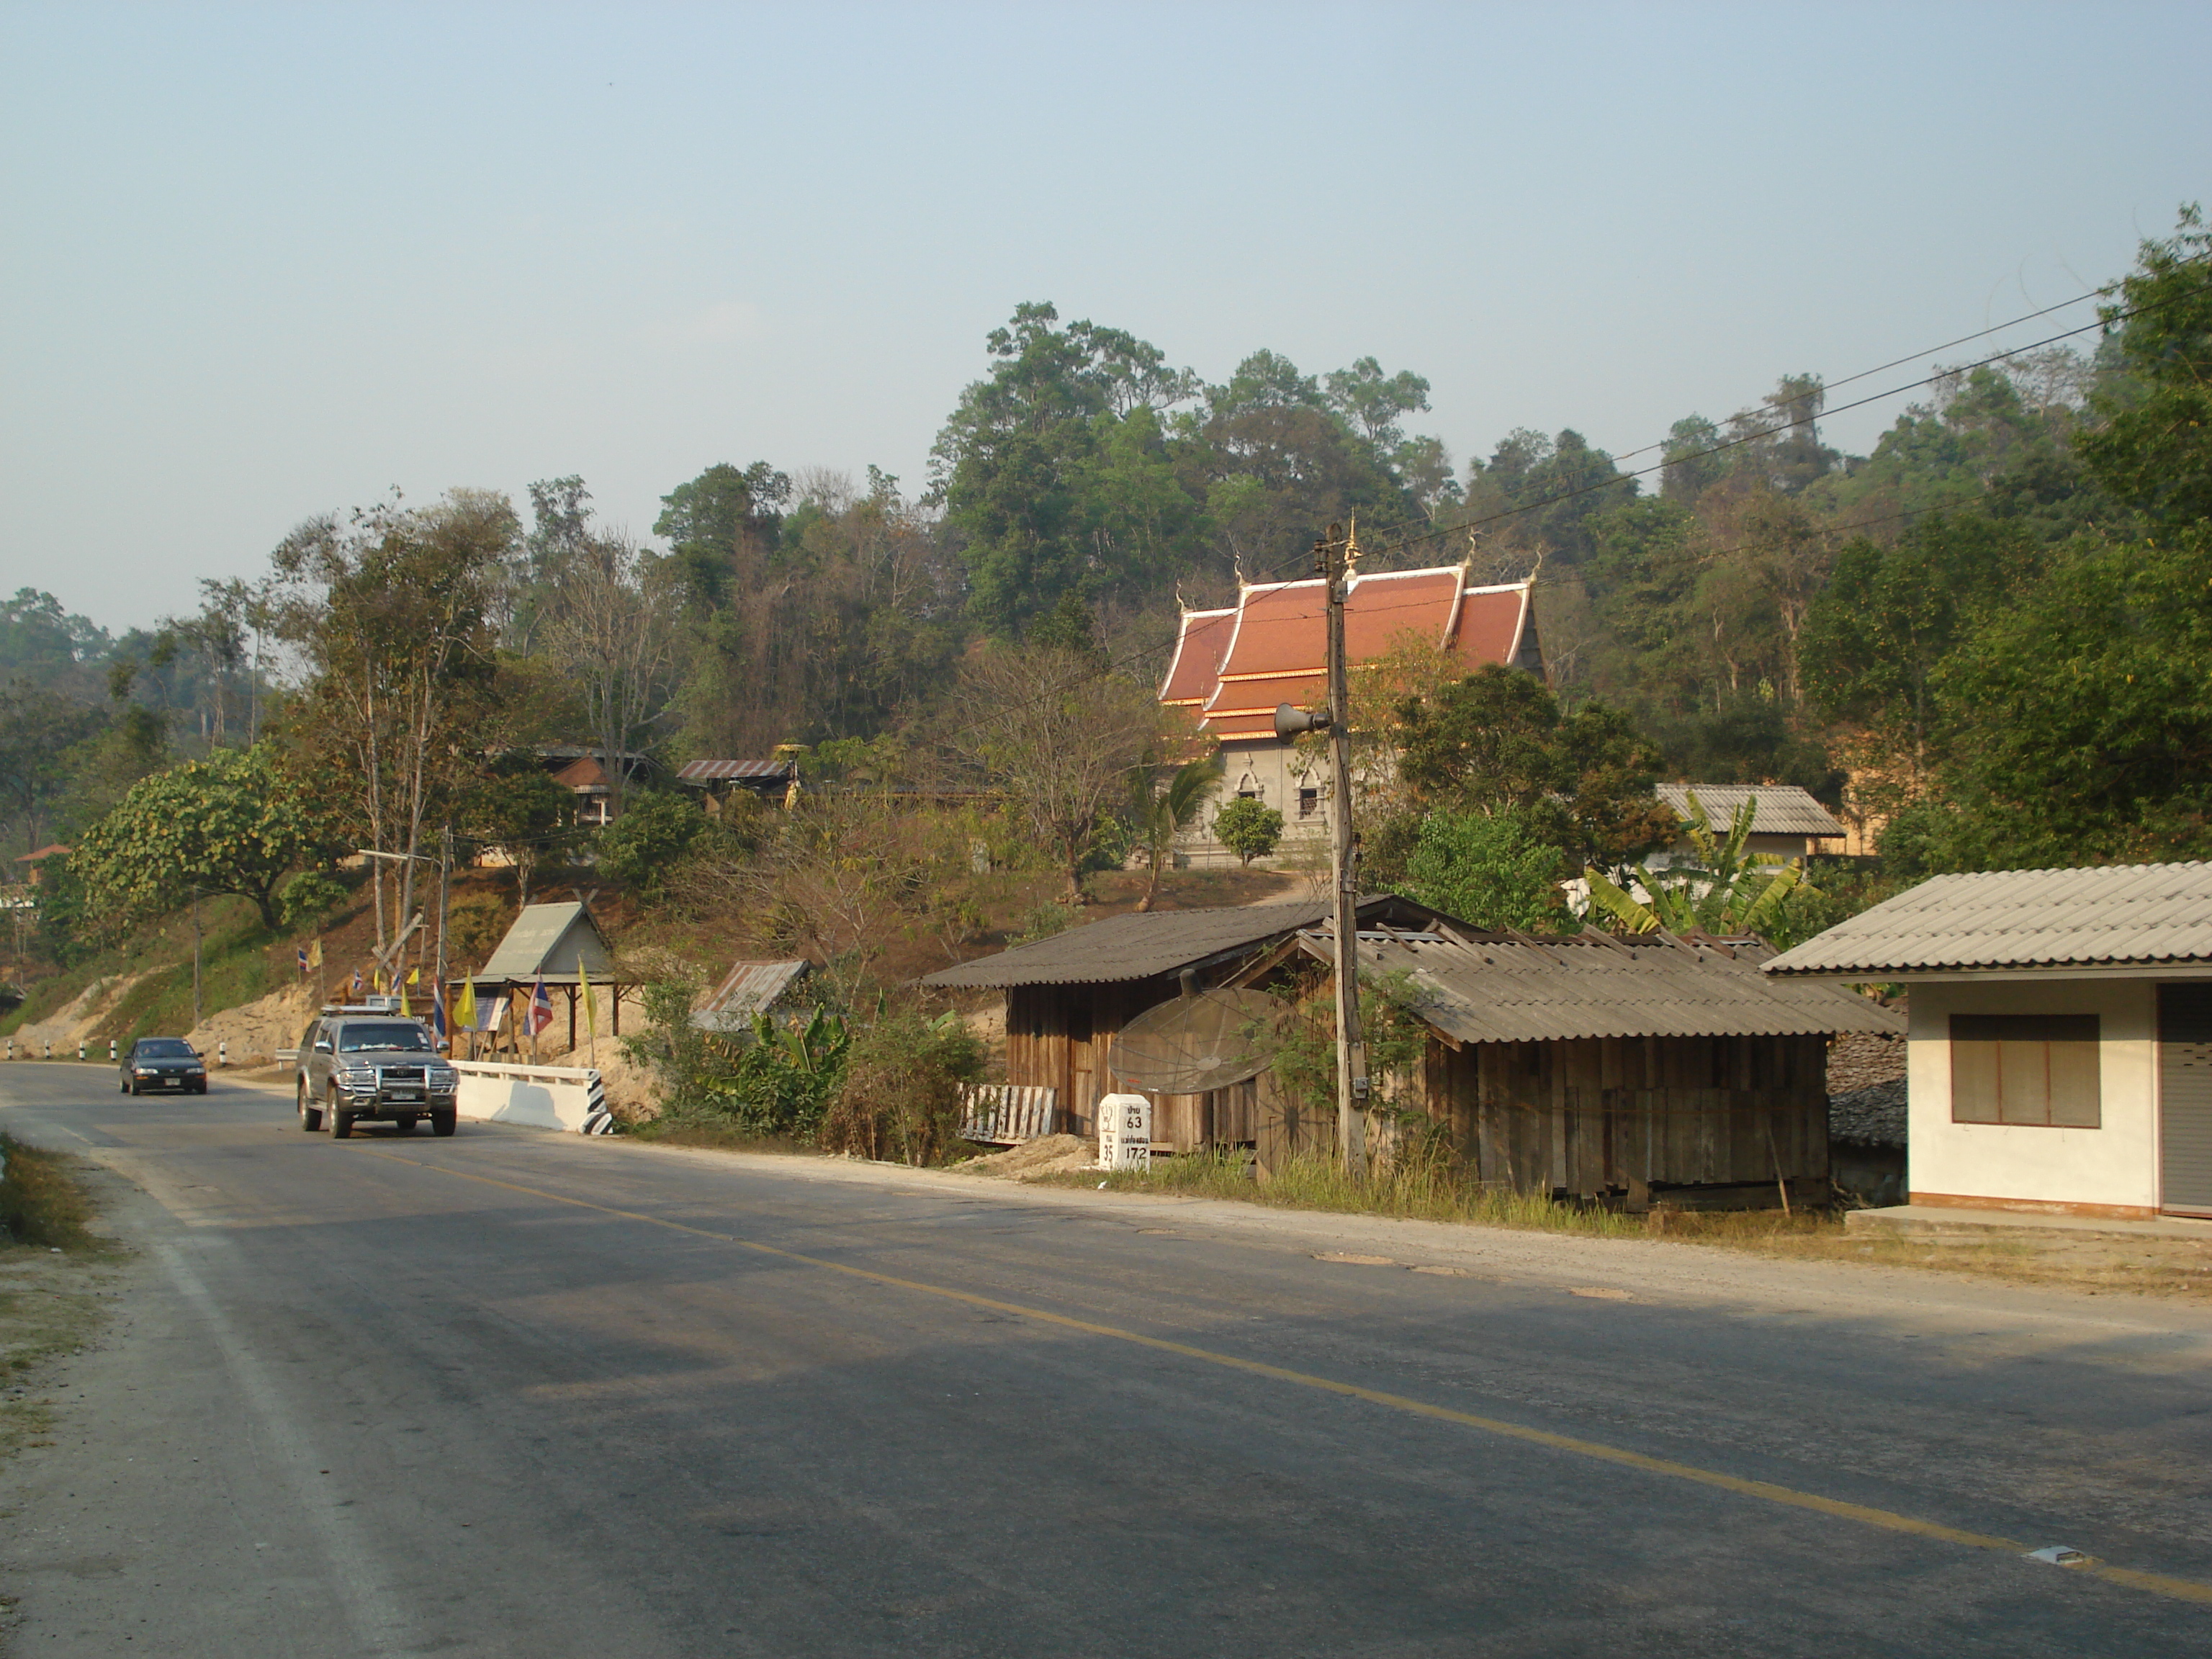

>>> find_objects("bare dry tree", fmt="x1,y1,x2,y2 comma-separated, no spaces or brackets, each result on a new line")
948,642,1159,903
539,530,676,813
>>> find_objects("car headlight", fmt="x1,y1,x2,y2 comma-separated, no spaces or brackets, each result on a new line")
429,1067,458,1087
134,1067,156,1076
338,1066,376,1086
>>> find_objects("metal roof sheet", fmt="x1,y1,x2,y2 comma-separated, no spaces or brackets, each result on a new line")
477,902,615,981
1656,783,1845,837
917,898,1439,989
676,759,792,781
693,959,811,1031
1763,862,2212,977
1316,929,1902,1043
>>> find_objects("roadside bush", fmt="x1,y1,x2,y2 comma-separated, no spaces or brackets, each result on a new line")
596,792,714,899
819,1011,985,1166
624,973,850,1137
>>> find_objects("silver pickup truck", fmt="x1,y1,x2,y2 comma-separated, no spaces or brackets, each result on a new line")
295,1007,460,1138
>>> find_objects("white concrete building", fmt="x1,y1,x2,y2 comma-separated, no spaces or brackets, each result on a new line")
1763,862,2212,1220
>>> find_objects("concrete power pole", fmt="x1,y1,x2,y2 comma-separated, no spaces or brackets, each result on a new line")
1321,522,1368,1173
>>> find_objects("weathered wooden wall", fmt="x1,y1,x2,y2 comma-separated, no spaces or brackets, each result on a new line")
1004,981,1268,1146
1005,980,1170,1139
1423,1032,1830,1198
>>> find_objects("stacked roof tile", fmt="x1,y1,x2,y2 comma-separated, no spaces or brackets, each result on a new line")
1159,566,1537,740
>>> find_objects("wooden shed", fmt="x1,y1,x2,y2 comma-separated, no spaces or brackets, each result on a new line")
1270,925,1905,1208
919,896,1449,1144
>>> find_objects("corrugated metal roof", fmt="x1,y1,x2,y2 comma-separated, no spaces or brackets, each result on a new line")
1657,783,1845,837
477,902,614,981
1763,861,2212,977
1317,929,1902,1043
693,960,811,1031
917,898,1439,989
676,759,793,782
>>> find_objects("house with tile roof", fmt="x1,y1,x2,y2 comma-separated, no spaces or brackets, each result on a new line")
1158,565,1541,865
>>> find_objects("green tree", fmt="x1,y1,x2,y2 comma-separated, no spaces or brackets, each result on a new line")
272,489,516,950
934,303,1200,636
595,791,711,899
460,755,577,907
1799,514,2038,795
1393,665,1676,868
652,462,792,611
1889,524,2212,871
70,745,338,936
0,678,104,856
2077,204,2212,529
1213,797,1284,867
1397,808,1565,931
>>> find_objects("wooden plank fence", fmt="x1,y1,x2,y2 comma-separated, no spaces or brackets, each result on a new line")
959,1083,1061,1145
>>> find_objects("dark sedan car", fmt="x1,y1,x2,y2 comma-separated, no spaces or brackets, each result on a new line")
120,1037,208,1095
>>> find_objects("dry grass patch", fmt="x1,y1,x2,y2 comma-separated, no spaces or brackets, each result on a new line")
1,1134,118,1461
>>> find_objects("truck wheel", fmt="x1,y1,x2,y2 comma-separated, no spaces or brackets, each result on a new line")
327,1086,352,1139
299,1081,322,1131
431,1112,457,1138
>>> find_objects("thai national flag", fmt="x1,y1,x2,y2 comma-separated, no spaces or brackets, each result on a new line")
431,980,449,1040
529,976,554,1036
296,945,309,976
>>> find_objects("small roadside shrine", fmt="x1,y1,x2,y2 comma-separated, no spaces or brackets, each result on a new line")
1764,860,2212,1220
457,900,624,1057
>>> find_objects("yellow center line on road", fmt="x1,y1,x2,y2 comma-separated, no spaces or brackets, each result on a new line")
356,1146,2212,1608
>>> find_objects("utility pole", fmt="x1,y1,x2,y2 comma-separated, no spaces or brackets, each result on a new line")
1321,521,1367,1174
436,822,453,1050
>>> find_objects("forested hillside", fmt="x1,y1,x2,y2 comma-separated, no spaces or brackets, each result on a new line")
3,207,2208,986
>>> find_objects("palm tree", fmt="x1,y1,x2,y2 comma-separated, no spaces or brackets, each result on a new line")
1582,790,1817,938
1131,755,1223,912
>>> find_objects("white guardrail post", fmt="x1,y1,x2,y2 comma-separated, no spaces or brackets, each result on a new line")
451,1061,613,1135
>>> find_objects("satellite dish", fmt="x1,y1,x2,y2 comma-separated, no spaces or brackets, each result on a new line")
1110,989,1287,1094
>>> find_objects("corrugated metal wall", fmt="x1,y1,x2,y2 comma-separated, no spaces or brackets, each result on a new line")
2159,984,2212,1216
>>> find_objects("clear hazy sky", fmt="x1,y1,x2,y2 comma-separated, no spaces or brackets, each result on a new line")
3,1,2206,634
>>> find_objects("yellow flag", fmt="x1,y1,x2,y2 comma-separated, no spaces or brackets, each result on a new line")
455,978,478,1032
308,939,323,969
398,981,410,1017
577,954,596,1035
407,967,420,985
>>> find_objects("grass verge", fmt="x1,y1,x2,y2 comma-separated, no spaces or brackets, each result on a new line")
0,1133,117,1462
1030,1148,2212,1300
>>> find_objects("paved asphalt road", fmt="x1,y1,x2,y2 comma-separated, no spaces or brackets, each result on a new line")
1,1064,2209,1657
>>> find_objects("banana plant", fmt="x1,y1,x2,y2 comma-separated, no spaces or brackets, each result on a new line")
1130,752,1224,912
1581,791,1818,939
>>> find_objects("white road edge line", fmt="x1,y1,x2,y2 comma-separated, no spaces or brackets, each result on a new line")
153,1237,417,1655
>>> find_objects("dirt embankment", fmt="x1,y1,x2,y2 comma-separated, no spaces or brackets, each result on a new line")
184,982,320,1069
8,976,150,1057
